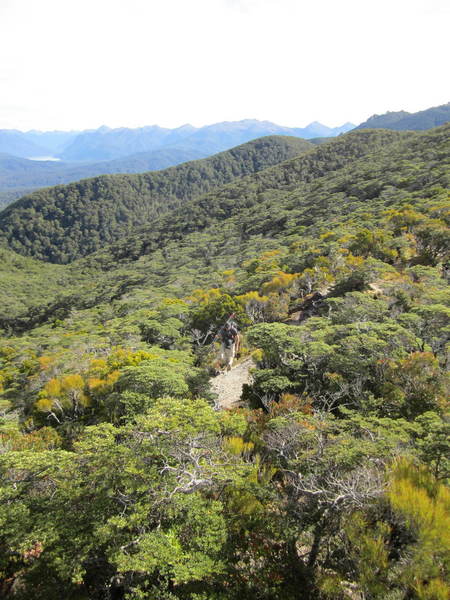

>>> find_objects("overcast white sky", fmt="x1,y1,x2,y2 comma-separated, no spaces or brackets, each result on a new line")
0,0,449,131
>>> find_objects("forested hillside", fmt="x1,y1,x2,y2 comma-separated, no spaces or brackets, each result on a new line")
0,131,405,264
84,128,414,267
0,147,207,208
0,136,313,263
0,125,448,600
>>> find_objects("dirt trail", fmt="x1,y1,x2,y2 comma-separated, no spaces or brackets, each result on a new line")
210,358,253,409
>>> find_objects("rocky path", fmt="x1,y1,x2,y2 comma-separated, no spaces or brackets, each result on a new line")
210,358,253,410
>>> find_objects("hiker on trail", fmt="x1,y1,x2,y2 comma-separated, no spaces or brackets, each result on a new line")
219,321,239,372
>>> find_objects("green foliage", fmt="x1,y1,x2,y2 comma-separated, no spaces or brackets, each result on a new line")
246,317,429,415
387,459,450,598
117,360,190,397
0,125,448,598
188,290,249,338
379,352,448,419
0,248,68,324
139,317,185,348
345,513,391,598
0,399,251,599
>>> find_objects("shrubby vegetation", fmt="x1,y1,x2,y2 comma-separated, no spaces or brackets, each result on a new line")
0,126,448,598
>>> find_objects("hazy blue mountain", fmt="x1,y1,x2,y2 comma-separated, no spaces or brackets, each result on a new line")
58,119,355,162
290,121,355,138
23,130,80,154
59,124,198,161
156,124,198,146
356,102,450,130
0,130,50,158
330,122,355,135
0,119,354,164
166,119,293,155
294,121,333,137
155,119,355,153
58,120,291,161
0,129,80,159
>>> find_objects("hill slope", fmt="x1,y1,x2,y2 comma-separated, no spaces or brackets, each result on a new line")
0,146,207,208
357,102,450,130
85,126,447,272
0,121,355,208
0,248,68,320
0,136,313,263
72,129,413,267
1,125,447,335
0,124,448,600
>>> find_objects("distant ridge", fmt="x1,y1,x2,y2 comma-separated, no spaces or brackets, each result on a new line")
58,119,355,162
356,102,450,131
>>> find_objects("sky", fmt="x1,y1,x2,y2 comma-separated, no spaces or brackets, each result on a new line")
0,0,449,131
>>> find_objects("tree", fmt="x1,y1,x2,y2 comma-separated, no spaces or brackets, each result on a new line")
0,398,250,599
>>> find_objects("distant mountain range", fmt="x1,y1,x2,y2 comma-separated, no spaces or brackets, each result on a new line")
356,102,450,131
0,119,355,162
